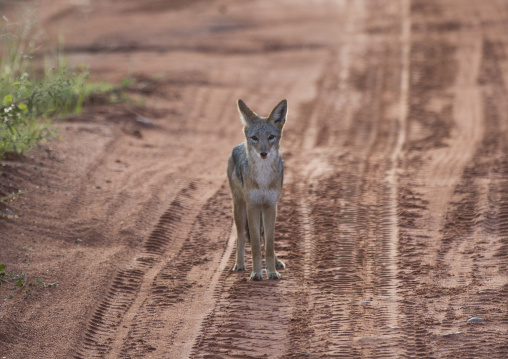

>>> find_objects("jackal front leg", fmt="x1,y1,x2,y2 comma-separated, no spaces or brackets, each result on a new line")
247,205,263,280
263,205,281,279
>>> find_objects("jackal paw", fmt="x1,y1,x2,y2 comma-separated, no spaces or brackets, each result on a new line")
266,269,281,280
232,263,246,271
250,271,263,281
276,259,286,269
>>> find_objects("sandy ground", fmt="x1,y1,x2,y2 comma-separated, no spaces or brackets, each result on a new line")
1,0,508,358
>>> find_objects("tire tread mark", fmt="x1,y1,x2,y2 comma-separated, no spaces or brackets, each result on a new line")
73,182,198,358
118,184,234,358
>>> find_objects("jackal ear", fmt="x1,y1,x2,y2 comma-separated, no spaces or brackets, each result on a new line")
237,99,257,127
267,99,288,131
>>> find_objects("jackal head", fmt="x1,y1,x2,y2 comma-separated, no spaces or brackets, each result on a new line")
237,99,288,160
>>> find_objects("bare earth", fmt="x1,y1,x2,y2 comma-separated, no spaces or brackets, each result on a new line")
1,0,508,358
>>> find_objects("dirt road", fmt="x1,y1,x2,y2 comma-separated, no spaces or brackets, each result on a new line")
1,0,508,357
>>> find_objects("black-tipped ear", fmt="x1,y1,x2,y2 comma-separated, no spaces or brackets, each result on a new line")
267,99,287,131
237,99,257,127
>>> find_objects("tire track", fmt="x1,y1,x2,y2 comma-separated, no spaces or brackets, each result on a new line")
395,0,473,354
383,0,410,342
395,1,508,358
430,53,508,358
117,184,235,358
283,1,413,357
426,97,508,358
73,180,210,358
295,5,408,357
302,167,360,357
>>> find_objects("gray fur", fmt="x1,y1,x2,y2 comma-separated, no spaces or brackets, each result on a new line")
227,99,288,280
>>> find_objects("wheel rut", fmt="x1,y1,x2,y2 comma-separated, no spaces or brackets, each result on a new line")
74,180,226,358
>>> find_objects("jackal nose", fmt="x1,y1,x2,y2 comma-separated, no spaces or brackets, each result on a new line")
260,152,267,158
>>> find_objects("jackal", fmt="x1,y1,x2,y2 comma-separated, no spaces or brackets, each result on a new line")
227,99,288,280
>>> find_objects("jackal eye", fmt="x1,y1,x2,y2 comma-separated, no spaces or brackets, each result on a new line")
268,135,276,141
250,136,259,141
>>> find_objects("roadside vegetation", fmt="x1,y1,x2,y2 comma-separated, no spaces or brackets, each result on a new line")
0,8,131,210
0,7,113,299
0,9,119,159
1,263,57,300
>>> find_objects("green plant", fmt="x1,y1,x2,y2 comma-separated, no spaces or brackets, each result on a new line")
0,264,57,291
29,278,58,288
0,10,127,158
0,64,94,156
0,263,25,287
0,189,24,203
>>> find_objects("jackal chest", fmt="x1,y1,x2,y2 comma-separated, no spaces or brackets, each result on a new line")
245,160,281,205
246,188,280,206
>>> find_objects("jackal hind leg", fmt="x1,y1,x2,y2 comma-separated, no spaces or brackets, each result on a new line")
275,255,286,269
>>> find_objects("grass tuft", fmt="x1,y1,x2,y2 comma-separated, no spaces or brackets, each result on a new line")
0,8,123,158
